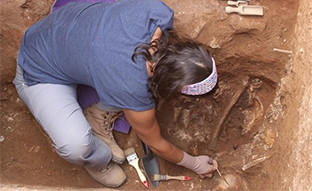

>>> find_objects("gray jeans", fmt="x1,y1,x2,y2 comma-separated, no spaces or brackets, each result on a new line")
13,65,112,169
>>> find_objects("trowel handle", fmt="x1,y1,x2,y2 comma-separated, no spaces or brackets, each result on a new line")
225,6,240,14
227,1,248,6
227,1,239,6
142,141,152,155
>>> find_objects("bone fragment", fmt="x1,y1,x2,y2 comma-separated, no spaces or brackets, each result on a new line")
209,77,250,150
242,155,271,171
273,48,293,54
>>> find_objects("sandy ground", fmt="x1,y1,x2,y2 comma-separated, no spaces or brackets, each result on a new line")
1,0,311,190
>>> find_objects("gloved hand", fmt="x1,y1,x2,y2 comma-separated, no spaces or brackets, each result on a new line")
177,152,218,178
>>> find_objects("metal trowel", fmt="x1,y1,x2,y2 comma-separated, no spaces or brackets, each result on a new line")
141,141,160,187
226,4,263,16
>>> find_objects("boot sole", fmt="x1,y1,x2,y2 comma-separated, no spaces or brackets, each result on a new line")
112,155,126,164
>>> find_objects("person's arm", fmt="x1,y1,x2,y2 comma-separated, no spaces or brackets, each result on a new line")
123,108,183,163
123,108,218,178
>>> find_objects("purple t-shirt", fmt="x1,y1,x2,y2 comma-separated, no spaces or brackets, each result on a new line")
18,0,173,111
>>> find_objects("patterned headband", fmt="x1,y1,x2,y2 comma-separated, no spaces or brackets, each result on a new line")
181,57,218,95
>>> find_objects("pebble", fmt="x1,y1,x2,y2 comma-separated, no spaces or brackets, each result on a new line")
0,135,5,142
299,47,304,53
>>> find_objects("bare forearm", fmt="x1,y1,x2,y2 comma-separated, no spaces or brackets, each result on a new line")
141,136,183,163
123,108,183,163
123,108,218,178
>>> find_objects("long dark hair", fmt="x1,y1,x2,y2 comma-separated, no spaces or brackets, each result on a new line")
132,31,213,100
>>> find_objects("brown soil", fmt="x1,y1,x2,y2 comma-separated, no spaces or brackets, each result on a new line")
1,0,311,190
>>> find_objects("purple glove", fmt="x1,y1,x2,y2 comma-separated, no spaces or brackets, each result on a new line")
177,152,218,178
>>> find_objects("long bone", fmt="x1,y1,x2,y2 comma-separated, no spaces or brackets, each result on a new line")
208,77,250,150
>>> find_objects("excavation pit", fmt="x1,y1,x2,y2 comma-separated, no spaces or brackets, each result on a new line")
1,0,311,190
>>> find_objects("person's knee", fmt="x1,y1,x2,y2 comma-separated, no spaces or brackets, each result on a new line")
54,131,111,165
55,135,91,161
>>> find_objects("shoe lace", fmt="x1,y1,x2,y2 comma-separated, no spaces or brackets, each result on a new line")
102,112,123,140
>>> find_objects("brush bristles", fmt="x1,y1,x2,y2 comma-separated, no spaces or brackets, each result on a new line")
124,147,139,162
124,147,135,156
152,174,166,181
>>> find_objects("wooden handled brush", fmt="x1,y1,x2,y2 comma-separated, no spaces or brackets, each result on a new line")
124,147,149,188
152,174,192,181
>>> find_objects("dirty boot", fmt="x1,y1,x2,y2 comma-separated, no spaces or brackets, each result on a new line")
84,104,125,164
84,162,126,188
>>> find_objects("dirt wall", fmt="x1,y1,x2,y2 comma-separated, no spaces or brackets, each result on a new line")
255,0,312,190
272,0,312,189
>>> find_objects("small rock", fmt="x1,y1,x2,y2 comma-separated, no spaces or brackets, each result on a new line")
7,117,14,122
0,136,5,142
180,109,191,128
263,127,277,147
173,107,183,123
